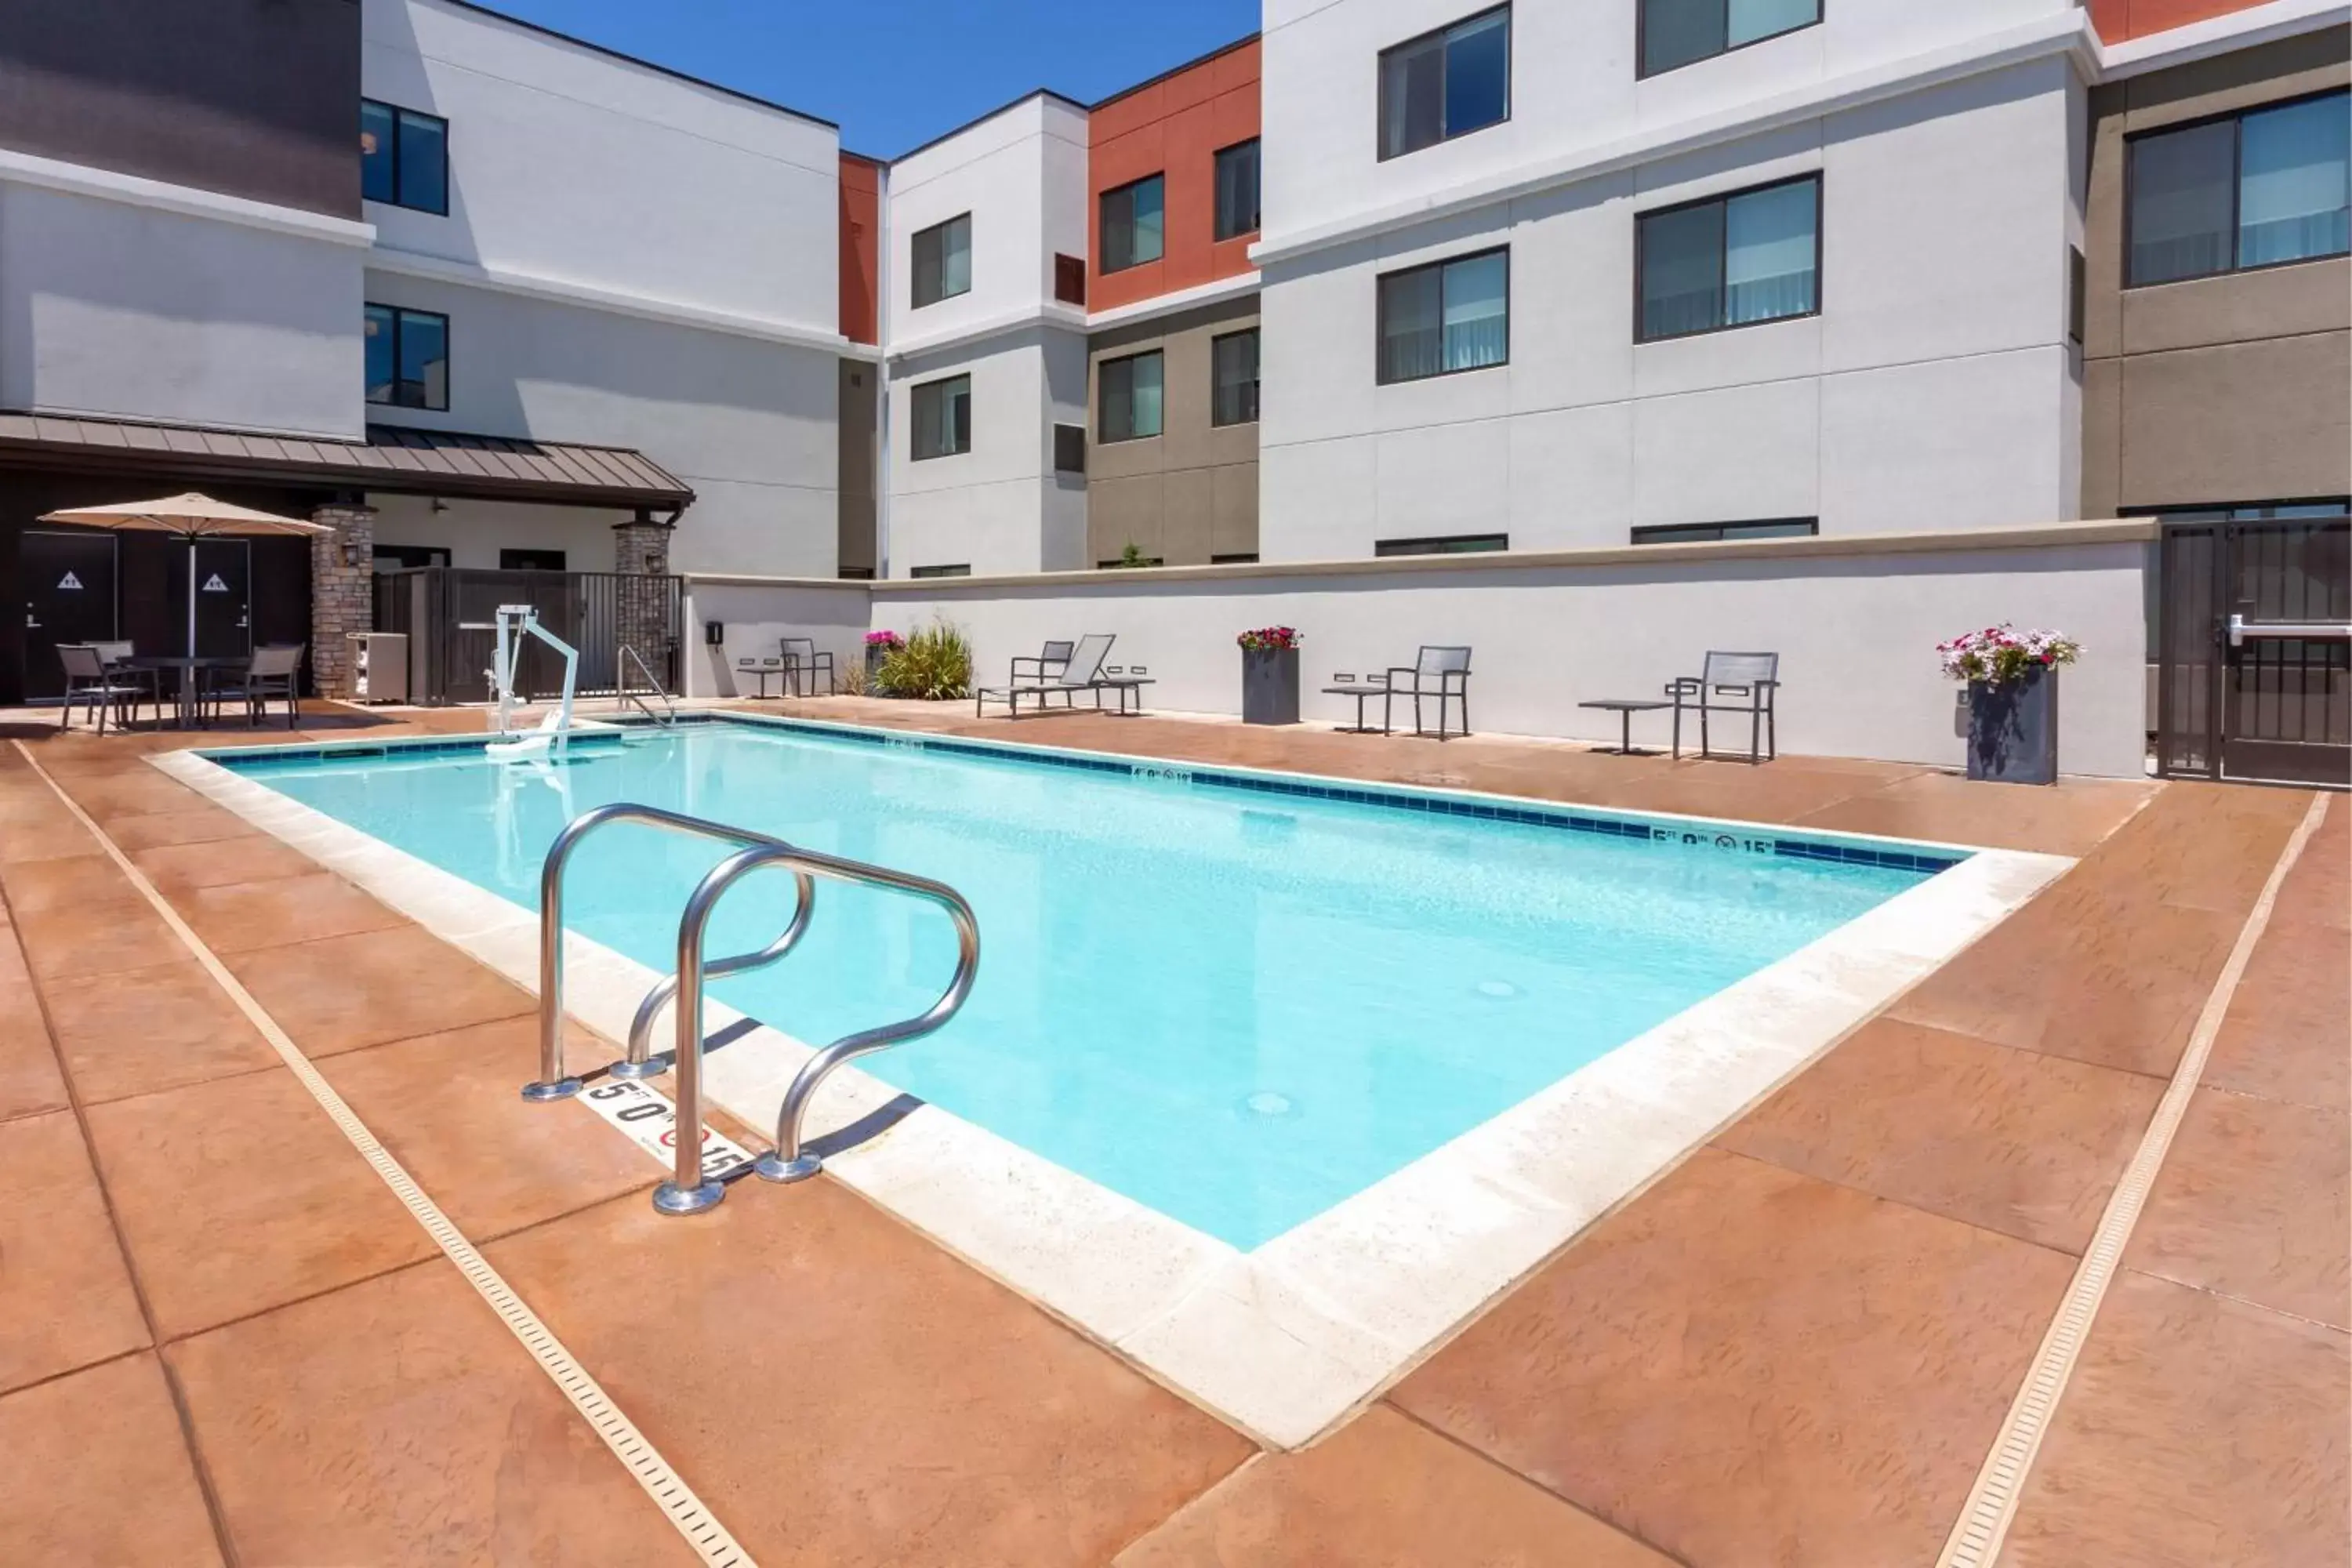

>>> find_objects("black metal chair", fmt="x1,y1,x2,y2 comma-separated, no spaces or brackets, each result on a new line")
1010,639,1076,708
56,644,150,735
205,643,306,729
1384,645,1472,739
1668,651,1780,763
780,637,835,697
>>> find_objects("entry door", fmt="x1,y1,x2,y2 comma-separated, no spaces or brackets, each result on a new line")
20,530,119,699
166,540,252,659
2221,518,2350,787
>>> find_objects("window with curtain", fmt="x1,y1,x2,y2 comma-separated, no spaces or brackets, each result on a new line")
364,303,449,409
1212,329,1260,426
1215,140,1261,241
1639,0,1820,78
1378,6,1510,161
360,99,449,214
1637,175,1818,341
1378,249,1508,383
2129,91,2350,285
1101,175,1166,273
911,214,972,308
910,373,971,460
1098,350,1164,441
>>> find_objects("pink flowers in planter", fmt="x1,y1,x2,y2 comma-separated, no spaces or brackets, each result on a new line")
1236,626,1301,652
1937,623,2082,687
865,630,905,650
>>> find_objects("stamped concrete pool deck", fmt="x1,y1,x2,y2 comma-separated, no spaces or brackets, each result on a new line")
0,699,2341,1566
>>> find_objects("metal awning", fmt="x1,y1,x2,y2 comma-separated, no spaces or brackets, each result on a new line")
0,411,693,511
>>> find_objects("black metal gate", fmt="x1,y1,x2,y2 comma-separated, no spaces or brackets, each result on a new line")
2156,516,2350,787
371,567,680,706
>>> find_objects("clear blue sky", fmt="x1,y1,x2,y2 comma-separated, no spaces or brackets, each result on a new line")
481,0,1263,158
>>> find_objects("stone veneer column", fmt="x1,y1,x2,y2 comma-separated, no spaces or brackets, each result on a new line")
613,510,677,685
307,501,376,699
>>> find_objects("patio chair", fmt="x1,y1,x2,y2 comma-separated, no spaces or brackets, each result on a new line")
56,644,149,735
1668,651,1779,763
780,637,835,697
1385,646,1472,740
205,642,305,730
1010,640,1076,707
976,632,1118,717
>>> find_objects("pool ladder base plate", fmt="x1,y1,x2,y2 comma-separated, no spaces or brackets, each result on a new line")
652,1179,726,1215
755,1152,822,1184
521,1077,583,1102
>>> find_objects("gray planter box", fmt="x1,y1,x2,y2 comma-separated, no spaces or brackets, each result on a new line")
1966,666,2058,785
1241,646,1300,725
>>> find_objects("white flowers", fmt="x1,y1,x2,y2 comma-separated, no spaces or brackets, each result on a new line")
1937,623,2083,686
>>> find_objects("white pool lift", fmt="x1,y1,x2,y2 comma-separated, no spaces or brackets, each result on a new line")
471,604,579,761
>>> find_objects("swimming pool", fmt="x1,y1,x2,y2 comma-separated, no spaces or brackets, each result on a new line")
219,717,1955,1249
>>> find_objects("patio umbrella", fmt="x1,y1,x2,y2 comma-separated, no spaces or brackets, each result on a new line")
37,492,333,659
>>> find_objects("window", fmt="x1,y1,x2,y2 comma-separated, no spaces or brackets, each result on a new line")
2132,498,2350,523
838,566,877,581
499,548,566,571
1054,254,1087,306
360,99,448,214
1377,248,1508,383
1379,6,1510,161
1637,174,1819,341
1630,517,1817,545
2068,245,2087,345
1100,175,1165,273
1375,533,1508,556
2127,91,2350,286
1098,350,1164,441
1098,554,1165,568
1211,329,1260,426
364,304,449,410
910,563,971,579
911,214,972,308
910,373,971,460
1639,0,1820,78
1214,140,1261,241
1053,423,1087,474
372,543,448,572
1211,553,1260,564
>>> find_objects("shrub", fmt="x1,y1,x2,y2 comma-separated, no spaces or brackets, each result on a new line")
875,617,972,700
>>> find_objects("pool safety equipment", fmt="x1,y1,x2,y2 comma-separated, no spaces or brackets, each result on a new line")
473,604,579,760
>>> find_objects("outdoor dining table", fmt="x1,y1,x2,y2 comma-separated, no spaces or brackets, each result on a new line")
129,654,242,730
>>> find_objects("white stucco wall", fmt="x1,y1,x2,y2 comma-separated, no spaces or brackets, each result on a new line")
863,528,2151,777
1256,54,2082,560
369,492,628,570
681,576,874,699
0,183,364,437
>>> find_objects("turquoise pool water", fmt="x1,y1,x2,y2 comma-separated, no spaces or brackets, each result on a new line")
223,720,1950,1247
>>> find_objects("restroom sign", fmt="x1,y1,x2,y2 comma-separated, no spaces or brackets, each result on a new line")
56,571,82,590
201,573,230,593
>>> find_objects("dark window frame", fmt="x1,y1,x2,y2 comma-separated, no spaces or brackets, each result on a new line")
1377,3,1513,163
1053,423,1087,474
1635,0,1824,82
2122,495,2351,521
909,372,972,462
364,302,451,412
1210,328,1261,427
1374,532,1510,557
909,563,971,579
1099,172,1167,274
1214,138,1262,242
360,98,450,216
1629,517,1819,545
910,212,973,309
1634,172,1823,343
1097,348,1166,443
1054,253,1087,305
2122,87,2352,290
1376,245,1512,386
499,548,568,572
1210,552,1260,564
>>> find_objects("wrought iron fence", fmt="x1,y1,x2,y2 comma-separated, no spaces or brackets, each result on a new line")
372,567,681,706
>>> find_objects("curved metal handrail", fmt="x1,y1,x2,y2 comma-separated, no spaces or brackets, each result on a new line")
524,803,817,1102
609,888,815,1081
656,842,979,1215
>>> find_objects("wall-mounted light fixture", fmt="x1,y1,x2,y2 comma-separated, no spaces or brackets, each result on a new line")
341,539,367,568
430,496,450,514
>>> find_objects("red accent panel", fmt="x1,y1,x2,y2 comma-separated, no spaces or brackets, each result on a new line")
2085,0,2279,42
840,153,881,345
1089,39,1261,312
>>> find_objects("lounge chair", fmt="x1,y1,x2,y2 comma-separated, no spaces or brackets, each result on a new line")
780,637,835,697
56,644,149,735
1011,640,1076,707
1385,645,1472,739
1668,651,1779,763
205,642,305,729
975,632,1151,717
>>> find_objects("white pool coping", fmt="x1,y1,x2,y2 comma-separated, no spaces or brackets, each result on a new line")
152,728,2071,1449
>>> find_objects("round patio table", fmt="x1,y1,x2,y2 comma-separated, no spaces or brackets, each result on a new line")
129,654,241,731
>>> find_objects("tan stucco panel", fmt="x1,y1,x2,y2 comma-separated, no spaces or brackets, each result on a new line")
2116,332,2352,508
2121,258,2352,358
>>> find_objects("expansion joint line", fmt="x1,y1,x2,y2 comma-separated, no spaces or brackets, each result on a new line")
13,741,757,1568
1935,790,2332,1568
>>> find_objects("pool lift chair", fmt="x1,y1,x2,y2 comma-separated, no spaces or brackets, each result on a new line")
475,604,579,762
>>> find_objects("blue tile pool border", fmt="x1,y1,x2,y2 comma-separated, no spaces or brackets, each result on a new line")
203,713,1967,876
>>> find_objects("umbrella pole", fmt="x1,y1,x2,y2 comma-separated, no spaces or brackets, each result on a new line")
185,537,198,659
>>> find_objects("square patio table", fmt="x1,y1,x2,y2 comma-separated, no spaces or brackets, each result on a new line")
1578,698,1675,757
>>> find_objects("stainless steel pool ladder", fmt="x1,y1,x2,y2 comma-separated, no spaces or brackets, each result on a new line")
617,644,678,726
522,802,980,1216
